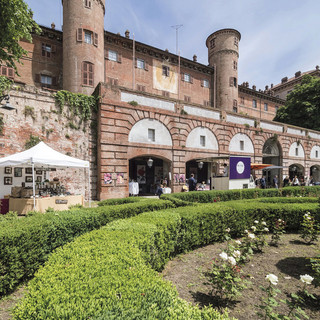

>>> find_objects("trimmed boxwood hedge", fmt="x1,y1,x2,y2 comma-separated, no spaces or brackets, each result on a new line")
162,186,320,203
13,198,319,319
0,199,175,297
97,197,142,206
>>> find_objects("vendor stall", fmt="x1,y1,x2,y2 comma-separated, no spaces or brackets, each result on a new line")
0,142,90,214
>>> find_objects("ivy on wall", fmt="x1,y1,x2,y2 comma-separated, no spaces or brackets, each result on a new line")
25,134,41,149
0,76,13,96
53,90,98,123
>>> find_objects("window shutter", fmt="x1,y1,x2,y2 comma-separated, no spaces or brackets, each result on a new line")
8,68,14,79
1,66,7,76
134,58,137,68
181,73,184,81
229,77,233,87
35,74,40,83
144,61,148,71
190,75,193,84
77,28,83,42
52,77,57,86
51,45,56,53
94,33,98,46
201,80,204,87
117,53,122,63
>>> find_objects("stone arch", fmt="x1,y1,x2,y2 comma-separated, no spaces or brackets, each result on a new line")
229,133,254,153
128,118,172,146
186,127,218,150
289,141,305,158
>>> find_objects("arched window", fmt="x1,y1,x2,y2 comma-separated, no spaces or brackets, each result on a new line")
82,62,94,86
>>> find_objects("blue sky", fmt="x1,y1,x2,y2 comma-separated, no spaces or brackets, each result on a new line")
25,0,320,90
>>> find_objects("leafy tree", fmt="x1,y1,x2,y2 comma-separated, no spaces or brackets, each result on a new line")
274,75,320,131
0,0,41,73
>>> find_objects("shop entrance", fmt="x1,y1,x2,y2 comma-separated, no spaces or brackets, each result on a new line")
186,160,210,189
129,156,171,195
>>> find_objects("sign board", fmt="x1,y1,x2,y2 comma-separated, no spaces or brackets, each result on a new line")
229,156,251,180
55,199,68,204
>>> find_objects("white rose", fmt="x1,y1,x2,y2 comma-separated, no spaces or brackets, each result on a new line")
228,256,237,266
225,228,231,233
266,274,278,285
248,233,255,239
244,230,248,234
262,221,267,226
219,252,228,261
254,220,259,224
300,274,314,285
233,250,241,258
264,227,269,232
251,226,257,231
235,240,241,245
278,219,282,222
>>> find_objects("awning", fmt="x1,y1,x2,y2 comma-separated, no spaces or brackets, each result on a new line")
251,163,272,170
262,165,287,171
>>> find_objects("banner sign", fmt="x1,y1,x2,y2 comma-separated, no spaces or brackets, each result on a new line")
229,156,251,180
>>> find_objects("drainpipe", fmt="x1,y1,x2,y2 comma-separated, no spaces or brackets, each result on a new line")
213,63,216,109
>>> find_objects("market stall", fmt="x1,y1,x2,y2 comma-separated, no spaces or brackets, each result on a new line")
0,142,90,214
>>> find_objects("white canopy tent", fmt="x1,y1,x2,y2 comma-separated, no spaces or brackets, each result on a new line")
0,142,90,209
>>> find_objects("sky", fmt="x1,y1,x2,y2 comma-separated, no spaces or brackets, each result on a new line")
24,0,320,90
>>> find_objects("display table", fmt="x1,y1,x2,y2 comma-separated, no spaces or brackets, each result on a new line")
9,195,84,215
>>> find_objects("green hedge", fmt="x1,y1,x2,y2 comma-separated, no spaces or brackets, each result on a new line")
97,197,142,206
0,199,175,297
13,198,319,319
164,186,320,203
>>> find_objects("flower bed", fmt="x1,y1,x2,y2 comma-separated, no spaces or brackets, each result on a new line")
12,198,319,319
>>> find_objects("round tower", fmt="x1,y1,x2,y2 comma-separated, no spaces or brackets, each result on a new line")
206,29,241,112
62,0,105,94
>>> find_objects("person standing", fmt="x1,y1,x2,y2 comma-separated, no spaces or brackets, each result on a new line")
260,176,266,189
223,163,228,177
283,175,289,187
292,175,300,186
273,175,278,188
188,173,197,191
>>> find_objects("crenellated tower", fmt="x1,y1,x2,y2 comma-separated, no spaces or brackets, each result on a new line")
206,29,241,112
62,0,105,94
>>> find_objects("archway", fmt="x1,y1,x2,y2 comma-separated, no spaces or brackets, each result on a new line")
186,159,210,190
262,138,282,187
310,165,320,183
129,156,171,195
289,164,305,182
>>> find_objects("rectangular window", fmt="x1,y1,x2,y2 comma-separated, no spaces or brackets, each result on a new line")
240,140,244,151
82,62,94,86
162,65,170,77
264,103,268,111
295,147,299,156
108,50,118,62
203,100,210,107
229,77,237,87
202,79,209,88
183,73,191,82
84,0,92,8
234,37,238,47
275,105,279,112
137,58,145,69
233,106,238,113
84,31,92,44
42,43,51,57
253,99,257,108
240,96,244,105
184,95,191,103
162,91,169,98
316,150,319,158
200,135,206,147
233,61,237,70
108,77,118,86
137,84,146,92
148,129,155,142
0,66,14,80
41,75,52,85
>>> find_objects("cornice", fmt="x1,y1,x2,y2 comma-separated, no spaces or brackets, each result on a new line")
239,85,285,104
104,31,214,75
33,25,63,42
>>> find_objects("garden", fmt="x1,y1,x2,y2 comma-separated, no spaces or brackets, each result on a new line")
0,187,319,319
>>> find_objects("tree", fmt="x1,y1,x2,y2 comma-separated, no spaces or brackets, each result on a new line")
274,75,320,131
0,0,41,73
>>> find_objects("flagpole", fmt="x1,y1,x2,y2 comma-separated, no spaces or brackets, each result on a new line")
132,33,135,90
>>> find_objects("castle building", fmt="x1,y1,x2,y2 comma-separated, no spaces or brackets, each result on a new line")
1,0,320,199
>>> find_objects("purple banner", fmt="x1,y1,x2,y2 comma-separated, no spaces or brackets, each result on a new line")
229,156,251,180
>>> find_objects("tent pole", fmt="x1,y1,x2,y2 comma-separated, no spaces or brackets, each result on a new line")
88,165,91,207
32,162,36,210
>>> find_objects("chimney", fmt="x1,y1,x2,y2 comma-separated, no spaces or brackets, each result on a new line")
265,85,269,90
281,77,288,84
295,71,301,78
51,22,55,30
270,83,273,88
125,30,130,38
193,54,197,62
246,82,249,87
252,85,256,91
316,65,319,70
